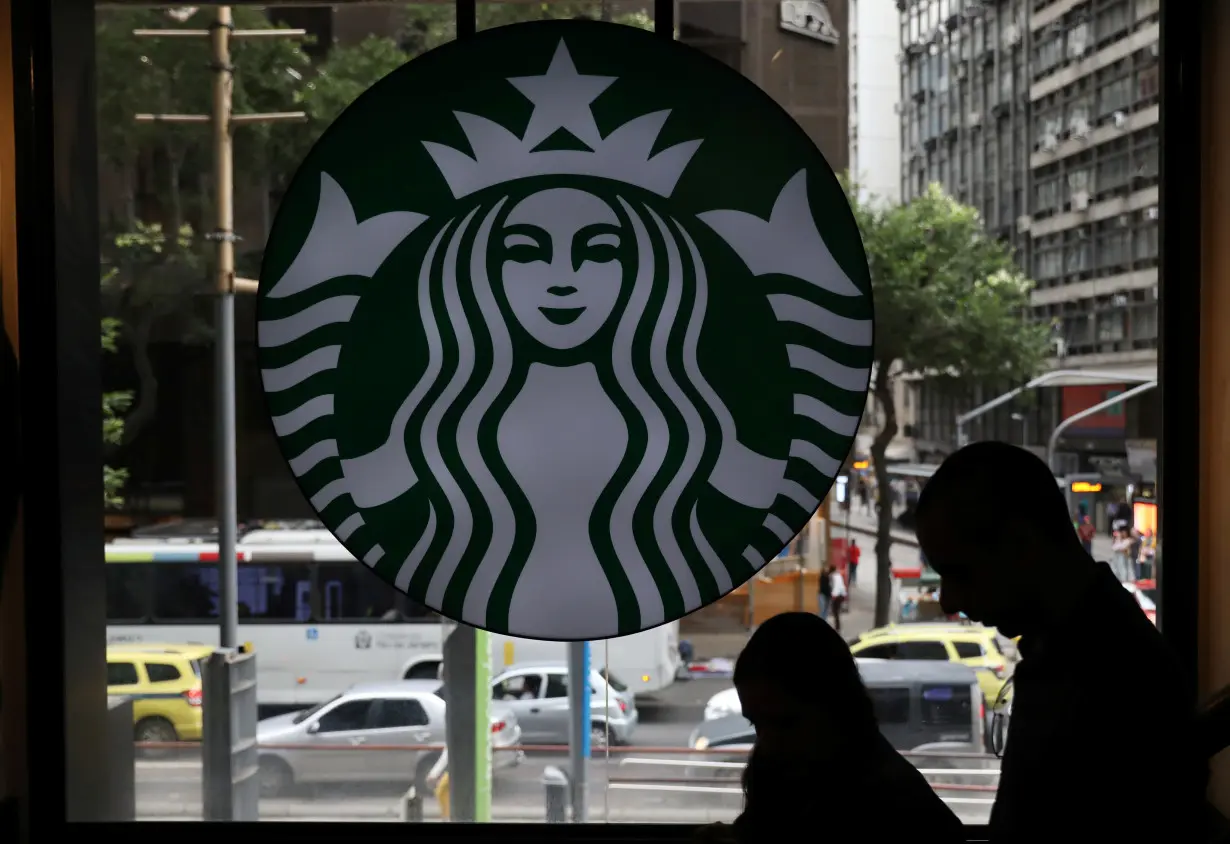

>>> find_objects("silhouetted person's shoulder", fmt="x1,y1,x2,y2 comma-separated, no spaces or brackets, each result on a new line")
913,443,1204,841
992,562,1198,839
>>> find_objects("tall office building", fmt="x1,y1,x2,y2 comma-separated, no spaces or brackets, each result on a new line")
890,0,1159,491
850,0,902,204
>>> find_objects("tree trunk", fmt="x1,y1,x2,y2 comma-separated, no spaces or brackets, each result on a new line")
167,145,184,236
122,155,137,230
870,366,900,628
118,316,159,449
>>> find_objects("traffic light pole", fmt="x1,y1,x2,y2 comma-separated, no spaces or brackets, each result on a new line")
133,8,305,647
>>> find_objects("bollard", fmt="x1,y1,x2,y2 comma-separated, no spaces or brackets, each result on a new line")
542,765,570,823
401,785,423,822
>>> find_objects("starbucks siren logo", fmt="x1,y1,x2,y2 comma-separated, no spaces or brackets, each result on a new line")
258,22,873,640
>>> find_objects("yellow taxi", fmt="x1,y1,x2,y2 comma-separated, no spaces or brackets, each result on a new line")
848,623,1017,705
106,644,213,743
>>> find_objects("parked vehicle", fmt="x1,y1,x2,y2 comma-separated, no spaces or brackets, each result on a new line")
702,657,887,721
491,661,638,747
689,660,986,776
106,643,213,746
255,679,521,795
848,622,1017,704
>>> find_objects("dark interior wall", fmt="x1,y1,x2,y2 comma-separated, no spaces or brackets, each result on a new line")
746,0,849,173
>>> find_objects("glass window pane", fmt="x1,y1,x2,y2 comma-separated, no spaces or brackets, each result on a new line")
316,700,372,733
238,563,312,620
544,673,569,699
896,641,950,661
952,641,983,659
145,662,182,682
106,563,148,621
107,662,139,686
869,687,911,724
82,0,1169,831
153,563,219,622
921,685,974,727
374,699,430,728
317,562,406,622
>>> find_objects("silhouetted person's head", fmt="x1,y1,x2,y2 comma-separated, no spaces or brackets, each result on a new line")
734,612,877,765
915,442,1093,638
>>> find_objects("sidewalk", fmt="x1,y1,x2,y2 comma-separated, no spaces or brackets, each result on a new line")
833,503,1116,561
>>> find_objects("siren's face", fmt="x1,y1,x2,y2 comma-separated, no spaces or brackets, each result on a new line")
498,188,625,350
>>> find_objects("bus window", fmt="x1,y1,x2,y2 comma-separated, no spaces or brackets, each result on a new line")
317,561,405,622
152,563,219,621
238,563,312,621
921,684,973,727
868,687,910,724
106,564,149,622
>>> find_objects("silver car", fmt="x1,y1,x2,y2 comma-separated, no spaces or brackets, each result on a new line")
491,662,638,747
256,679,522,795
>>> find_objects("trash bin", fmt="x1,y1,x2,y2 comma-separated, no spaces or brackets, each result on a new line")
542,765,570,823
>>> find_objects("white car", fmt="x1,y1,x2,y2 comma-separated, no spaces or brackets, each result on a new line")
256,680,521,796
701,658,888,721
703,686,742,721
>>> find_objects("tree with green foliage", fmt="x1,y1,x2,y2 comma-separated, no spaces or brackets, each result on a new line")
101,311,134,508
95,7,310,451
100,223,210,450
264,35,412,206
843,180,1050,626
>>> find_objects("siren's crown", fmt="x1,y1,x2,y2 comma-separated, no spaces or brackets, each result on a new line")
423,39,702,199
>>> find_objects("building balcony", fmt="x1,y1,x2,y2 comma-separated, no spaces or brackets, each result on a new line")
1030,21,1159,102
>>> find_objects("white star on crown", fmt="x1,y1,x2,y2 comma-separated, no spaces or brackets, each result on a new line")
422,39,702,199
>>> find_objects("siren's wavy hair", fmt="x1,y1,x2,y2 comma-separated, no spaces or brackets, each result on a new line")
396,182,744,634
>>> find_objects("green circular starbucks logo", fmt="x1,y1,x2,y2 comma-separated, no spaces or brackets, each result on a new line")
259,21,873,640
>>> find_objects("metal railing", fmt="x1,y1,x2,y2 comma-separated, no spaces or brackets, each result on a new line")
132,741,999,823
608,752,999,805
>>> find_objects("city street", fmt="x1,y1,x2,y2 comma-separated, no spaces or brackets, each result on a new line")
134,525,996,826
134,679,995,825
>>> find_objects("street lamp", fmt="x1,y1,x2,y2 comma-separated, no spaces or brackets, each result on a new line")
1011,411,1028,447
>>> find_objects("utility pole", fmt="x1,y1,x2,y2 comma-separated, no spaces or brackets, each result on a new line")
134,8,306,648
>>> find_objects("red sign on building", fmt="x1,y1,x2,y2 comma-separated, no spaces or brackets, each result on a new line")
1061,384,1127,435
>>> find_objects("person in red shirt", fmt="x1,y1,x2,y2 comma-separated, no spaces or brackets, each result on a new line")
846,538,861,587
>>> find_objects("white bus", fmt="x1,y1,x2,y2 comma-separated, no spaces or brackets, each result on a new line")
105,524,681,708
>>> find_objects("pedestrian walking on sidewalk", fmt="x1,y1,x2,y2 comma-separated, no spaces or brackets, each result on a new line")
1077,513,1096,555
818,563,833,620
846,539,861,587
828,566,848,633
1111,529,1133,582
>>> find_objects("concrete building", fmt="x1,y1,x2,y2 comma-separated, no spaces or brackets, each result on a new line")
849,0,902,204
848,0,907,464
886,0,1158,493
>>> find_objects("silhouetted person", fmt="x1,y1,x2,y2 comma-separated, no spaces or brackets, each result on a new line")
914,442,1204,840
723,613,963,843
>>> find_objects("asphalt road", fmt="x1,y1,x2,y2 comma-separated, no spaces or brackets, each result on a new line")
135,681,994,825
